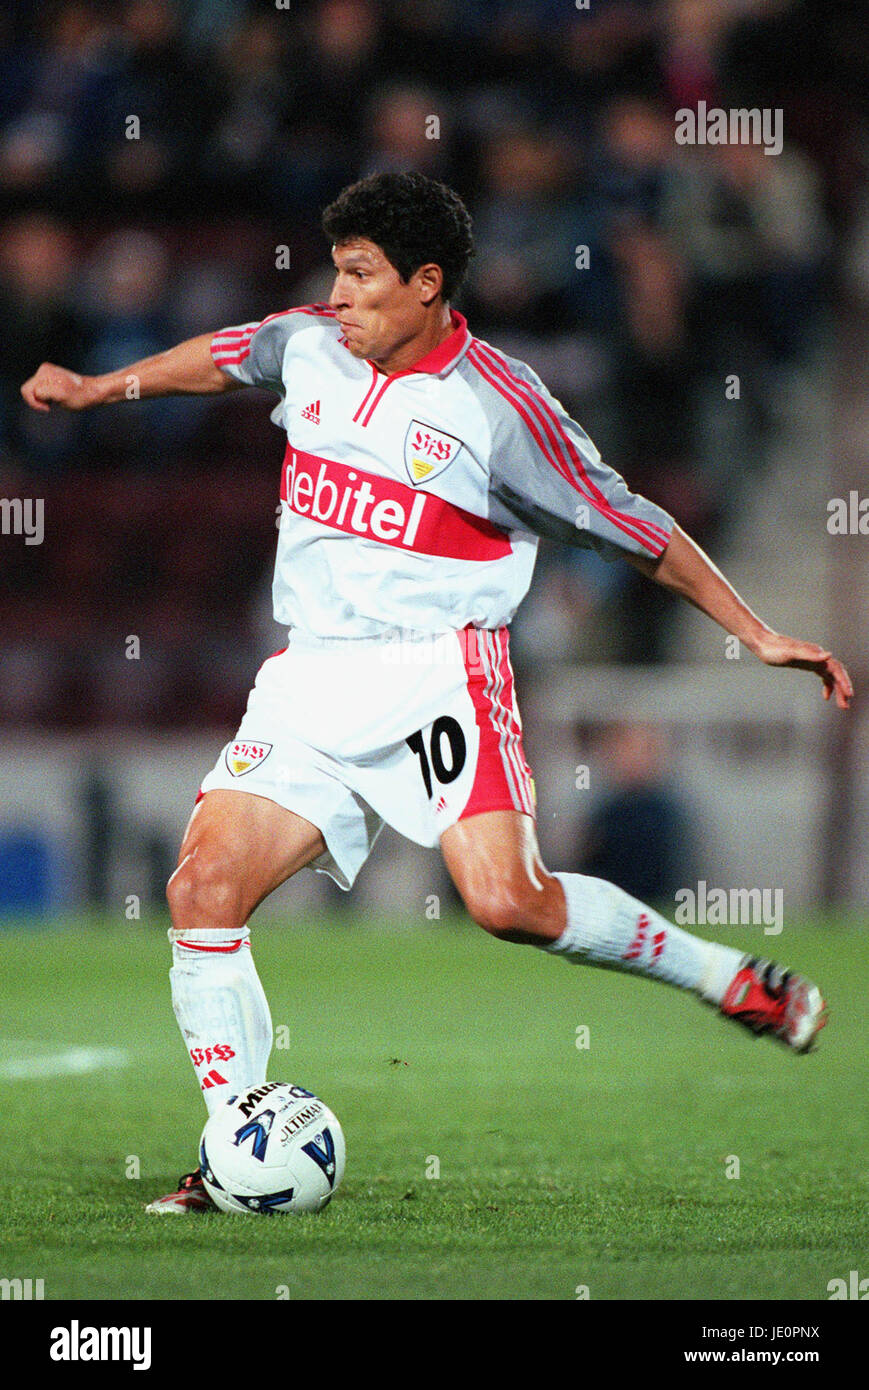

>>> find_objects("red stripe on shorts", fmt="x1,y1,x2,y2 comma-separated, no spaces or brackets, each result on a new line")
458,627,536,821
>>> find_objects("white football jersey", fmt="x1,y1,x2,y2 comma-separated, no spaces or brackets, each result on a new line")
211,305,674,639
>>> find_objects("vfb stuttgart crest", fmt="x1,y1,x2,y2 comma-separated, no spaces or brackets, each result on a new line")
404,420,463,485
225,740,272,777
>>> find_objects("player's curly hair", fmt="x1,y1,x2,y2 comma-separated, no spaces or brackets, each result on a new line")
322,172,474,302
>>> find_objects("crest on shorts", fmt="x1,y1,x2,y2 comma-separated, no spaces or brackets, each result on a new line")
226,740,272,777
403,420,463,485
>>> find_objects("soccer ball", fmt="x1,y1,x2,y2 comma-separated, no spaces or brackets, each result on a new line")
199,1081,345,1215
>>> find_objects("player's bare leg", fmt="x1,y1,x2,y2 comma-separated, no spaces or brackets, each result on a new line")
166,788,326,1107
440,810,565,943
168,788,327,935
147,790,327,1213
441,810,826,1053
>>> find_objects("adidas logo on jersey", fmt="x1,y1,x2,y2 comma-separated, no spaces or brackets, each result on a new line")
301,400,321,423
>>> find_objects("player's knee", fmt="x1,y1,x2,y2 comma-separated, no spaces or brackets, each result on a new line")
462,880,538,942
166,847,243,931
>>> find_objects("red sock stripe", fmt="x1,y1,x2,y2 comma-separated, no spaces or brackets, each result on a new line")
176,938,249,953
622,912,649,961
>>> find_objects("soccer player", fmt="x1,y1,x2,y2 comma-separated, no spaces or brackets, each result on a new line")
21,173,853,1213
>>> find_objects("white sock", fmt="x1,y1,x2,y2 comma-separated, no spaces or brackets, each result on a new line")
547,873,744,1003
168,926,273,1115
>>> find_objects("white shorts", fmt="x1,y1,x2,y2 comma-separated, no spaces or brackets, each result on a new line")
198,627,535,889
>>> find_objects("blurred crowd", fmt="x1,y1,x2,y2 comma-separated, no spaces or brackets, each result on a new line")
0,0,865,729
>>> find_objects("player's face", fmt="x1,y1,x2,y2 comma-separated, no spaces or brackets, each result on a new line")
329,239,436,368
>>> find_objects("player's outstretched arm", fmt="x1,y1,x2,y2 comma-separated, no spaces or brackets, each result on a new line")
20,333,240,412
628,524,853,710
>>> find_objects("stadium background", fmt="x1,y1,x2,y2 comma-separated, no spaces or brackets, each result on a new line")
0,0,865,920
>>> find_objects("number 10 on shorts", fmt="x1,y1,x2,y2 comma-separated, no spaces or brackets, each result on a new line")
406,716,467,799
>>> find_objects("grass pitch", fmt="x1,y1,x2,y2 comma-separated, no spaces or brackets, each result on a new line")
0,913,866,1301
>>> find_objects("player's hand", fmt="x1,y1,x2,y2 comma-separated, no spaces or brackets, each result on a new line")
20,362,101,412
751,631,854,709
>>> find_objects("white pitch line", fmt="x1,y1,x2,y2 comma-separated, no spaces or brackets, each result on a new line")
0,1047,129,1081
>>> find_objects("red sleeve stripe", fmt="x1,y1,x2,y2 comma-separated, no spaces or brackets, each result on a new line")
470,342,660,554
469,340,670,552
211,304,337,367
211,323,258,364
471,339,670,550
467,341,670,555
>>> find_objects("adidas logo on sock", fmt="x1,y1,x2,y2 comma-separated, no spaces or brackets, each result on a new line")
201,1069,228,1090
301,400,321,423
